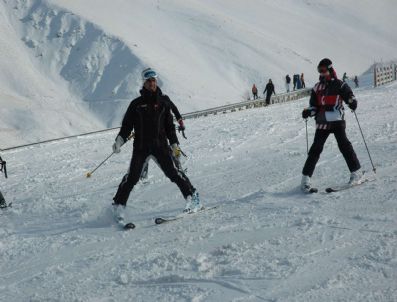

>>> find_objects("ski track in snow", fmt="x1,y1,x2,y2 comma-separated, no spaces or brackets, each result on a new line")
0,84,397,301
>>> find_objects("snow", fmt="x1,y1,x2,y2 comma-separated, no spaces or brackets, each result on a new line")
1,82,396,301
1,0,397,146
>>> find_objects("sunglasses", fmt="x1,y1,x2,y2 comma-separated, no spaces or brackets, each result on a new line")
318,67,330,75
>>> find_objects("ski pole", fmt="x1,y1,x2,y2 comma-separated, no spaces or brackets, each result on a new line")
86,152,114,178
353,111,376,174
305,119,309,155
86,132,135,178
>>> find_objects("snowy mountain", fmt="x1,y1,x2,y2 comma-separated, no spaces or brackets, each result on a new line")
1,0,396,147
0,0,104,147
0,81,396,301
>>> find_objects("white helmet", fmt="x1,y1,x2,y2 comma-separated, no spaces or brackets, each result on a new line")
141,68,158,81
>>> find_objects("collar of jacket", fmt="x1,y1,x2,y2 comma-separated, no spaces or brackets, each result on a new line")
140,87,163,102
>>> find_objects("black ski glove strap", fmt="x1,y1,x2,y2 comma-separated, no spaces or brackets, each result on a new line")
302,109,311,119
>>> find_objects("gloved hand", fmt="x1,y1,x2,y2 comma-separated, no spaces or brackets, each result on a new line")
348,97,357,111
177,119,185,132
112,135,124,154
171,143,181,158
302,108,312,119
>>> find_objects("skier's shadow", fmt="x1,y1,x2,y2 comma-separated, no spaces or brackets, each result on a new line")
230,189,268,204
268,186,310,199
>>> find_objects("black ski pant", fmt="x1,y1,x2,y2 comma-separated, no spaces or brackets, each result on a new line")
113,145,195,206
302,123,361,177
253,92,258,100
265,93,272,105
139,146,183,180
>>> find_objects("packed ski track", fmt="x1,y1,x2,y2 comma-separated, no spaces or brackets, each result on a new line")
1,83,397,301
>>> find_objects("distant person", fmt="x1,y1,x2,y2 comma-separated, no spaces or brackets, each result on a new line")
293,74,297,90
263,79,276,105
342,72,348,82
301,73,306,88
285,75,291,92
300,58,362,193
354,76,359,88
0,191,5,208
296,74,302,89
252,84,258,100
0,156,7,208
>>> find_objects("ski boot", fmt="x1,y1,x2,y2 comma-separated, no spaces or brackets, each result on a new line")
301,175,317,193
348,169,363,185
112,203,126,223
183,191,203,213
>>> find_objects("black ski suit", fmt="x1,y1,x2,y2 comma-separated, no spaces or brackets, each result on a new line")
263,83,275,105
302,77,360,177
113,88,195,206
140,96,184,179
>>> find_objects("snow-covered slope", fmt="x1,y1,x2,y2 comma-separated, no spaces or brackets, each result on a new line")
0,0,104,147
0,83,396,301
1,0,396,146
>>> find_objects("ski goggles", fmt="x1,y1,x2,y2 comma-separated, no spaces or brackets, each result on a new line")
142,69,158,81
317,67,330,75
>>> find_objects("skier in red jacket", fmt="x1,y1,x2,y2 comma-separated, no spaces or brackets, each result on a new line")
301,58,362,192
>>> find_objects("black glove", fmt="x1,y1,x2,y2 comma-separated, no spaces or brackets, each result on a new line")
177,119,185,131
348,97,357,111
302,109,311,119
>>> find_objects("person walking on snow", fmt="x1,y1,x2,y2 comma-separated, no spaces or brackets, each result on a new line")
301,73,306,88
252,84,258,100
301,58,362,192
354,76,359,88
0,191,5,208
263,79,275,105
111,68,202,222
293,74,297,90
0,156,7,208
285,75,291,92
342,72,348,82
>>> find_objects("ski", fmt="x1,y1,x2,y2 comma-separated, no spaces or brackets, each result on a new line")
155,206,218,225
0,202,12,209
123,222,136,230
325,176,374,193
305,187,318,194
302,186,318,194
116,217,136,230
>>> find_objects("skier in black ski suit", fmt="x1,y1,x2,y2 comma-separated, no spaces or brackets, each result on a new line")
112,68,202,220
263,79,275,105
300,58,361,192
139,96,186,181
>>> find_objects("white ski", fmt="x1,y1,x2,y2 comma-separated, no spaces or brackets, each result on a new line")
325,175,375,193
154,206,218,225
